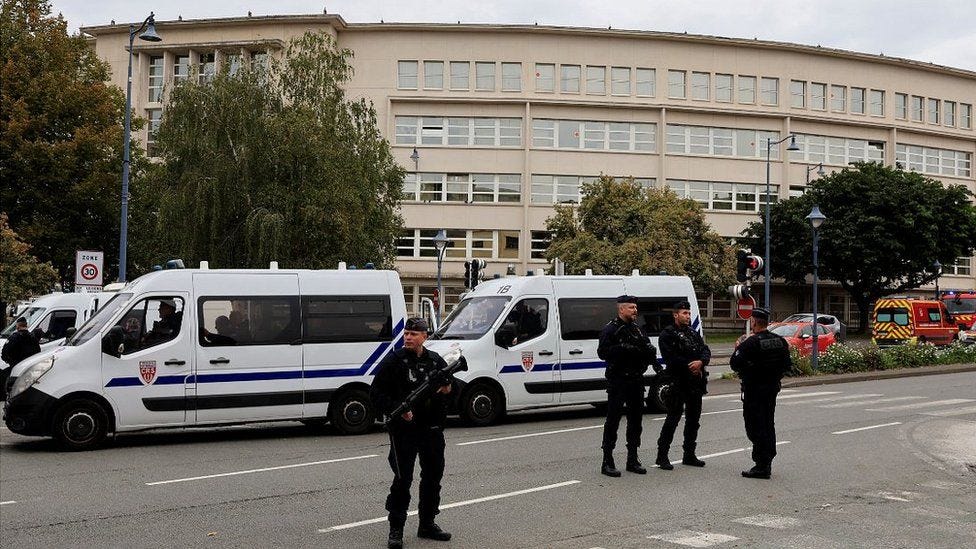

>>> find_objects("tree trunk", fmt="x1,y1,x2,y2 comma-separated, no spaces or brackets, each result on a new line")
854,296,872,335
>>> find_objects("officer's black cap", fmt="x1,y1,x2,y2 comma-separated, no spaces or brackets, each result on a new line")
15,316,27,324
751,307,771,321
404,317,429,332
672,300,691,311
616,295,638,304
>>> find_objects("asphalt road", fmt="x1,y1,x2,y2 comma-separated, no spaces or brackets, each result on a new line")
2,372,975,548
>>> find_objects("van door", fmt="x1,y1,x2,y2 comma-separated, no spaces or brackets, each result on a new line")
193,274,303,423
552,279,625,404
101,293,192,427
494,297,557,406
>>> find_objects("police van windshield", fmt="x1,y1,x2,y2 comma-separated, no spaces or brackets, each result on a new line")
1,307,46,337
944,297,976,314
431,296,511,340
67,293,133,346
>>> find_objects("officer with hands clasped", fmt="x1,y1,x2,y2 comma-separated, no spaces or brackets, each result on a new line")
655,300,711,470
597,295,658,477
729,307,793,479
370,318,454,549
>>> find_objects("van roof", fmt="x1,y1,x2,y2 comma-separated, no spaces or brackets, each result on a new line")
464,274,695,297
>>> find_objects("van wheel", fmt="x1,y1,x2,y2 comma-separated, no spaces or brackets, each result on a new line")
461,383,503,426
52,398,109,451
648,380,672,413
329,389,374,435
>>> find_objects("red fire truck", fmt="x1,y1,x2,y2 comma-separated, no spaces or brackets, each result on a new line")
941,291,976,331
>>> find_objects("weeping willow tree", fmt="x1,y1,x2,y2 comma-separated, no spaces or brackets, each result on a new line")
130,32,403,271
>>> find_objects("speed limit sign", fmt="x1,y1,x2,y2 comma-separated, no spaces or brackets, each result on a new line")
75,250,104,290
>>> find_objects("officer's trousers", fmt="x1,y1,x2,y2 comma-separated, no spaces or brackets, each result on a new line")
742,388,779,469
601,378,645,452
386,424,446,528
657,387,703,454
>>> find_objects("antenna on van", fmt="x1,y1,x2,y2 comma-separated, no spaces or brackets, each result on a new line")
338,262,347,270
585,269,593,276
269,261,279,270
632,269,640,276
199,261,209,270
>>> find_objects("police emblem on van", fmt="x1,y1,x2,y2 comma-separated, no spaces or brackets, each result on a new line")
139,361,157,385
521,351,534,372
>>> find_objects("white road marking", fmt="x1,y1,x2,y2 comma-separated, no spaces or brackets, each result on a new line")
317,480,581,533
704,389,797,401
731,514,801,529
866,398,974,412
0,501,16,506
647,530,739,547
831,422,902,435
667,441,791,462
457,425,601,446
920,479,967,490
921,405,976,417
145,454,378,486
868,490,917,502
781,393,883,406
818,396,926,409
738,391,841,401
905,505,972,519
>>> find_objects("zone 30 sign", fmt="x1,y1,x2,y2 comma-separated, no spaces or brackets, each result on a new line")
74,250,104,291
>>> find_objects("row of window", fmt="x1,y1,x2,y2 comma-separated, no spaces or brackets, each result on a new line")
895,144,973,177
395,117,522,147
147,50,269,102
665,180,778,212
895,94,972,129
665,125,782,159
668,71,780,105
396,229,550,259
402,173,522,202
788,134,885,166
531,175,654,204
531,120,655,151
789,81,886,116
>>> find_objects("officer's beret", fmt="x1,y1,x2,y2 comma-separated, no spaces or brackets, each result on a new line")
672,300,691,311
404,317,429,332
751,307,771,321
616,295,638,304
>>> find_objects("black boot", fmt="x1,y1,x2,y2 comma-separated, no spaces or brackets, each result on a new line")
387,526,404,549
417,521,452,541
655,448,673,470
741,465,771,479
626,449,647,474
682,452,705,467
601,452,622,477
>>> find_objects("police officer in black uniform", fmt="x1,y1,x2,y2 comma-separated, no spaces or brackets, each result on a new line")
655,300,711,470
2,317,41,397
370,318,453,549
729,307,793,479
597,295,657,477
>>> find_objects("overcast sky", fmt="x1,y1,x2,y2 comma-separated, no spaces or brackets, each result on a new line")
52,0,976,72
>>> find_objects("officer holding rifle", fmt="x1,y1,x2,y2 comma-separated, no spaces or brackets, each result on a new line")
370,318,456,549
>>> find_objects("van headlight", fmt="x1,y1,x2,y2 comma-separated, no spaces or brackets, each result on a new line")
8,356,55,399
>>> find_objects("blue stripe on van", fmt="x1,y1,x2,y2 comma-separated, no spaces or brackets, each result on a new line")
499,357,664,374
104,318,407,387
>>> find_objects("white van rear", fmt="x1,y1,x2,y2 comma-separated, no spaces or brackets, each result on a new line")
425,274,702,426
1,292,114,356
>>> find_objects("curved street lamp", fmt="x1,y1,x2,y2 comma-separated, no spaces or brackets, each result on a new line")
119,12,161,282
806,204,827,371
433,229,449,318
805,163,826,185
764,134,800,309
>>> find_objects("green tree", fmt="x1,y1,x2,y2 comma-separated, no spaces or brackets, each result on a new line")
0,213,59,316
545,176,736,295
741,162,976,332
133,31,403,271
0,0,129,285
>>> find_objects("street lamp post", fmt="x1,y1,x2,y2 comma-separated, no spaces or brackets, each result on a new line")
807,204,827,371
805,163,826,186
932,260,942,300
764,134,800,310
119,13,161,282
433,229,449,319
410,148,419,173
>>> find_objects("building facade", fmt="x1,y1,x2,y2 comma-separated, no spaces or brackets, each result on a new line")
81,13,976,328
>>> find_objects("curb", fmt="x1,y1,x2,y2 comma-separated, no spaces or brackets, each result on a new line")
703,362,976,396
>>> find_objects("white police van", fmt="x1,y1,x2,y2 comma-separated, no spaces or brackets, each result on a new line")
2,292,117,360
426,272,702,426
3,264,407,449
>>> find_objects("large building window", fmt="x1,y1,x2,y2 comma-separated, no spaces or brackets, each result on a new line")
738,75,756,104
535,63,555,92
450,61,469,90
560,64,580,93
715,73,733,103
944,101,955,127
398,229,520,260
666,124,781,159
611,67,631,95
911,95,924,121
668,70,686,99
635,68,655,97
251,51,268,74
666,180,777,212
946,257,972,276
691,71,709,101
198,53,215,84
962,104,972,129
830,85,846,112
529,175,655,204
395,116,522,147
790,134,884,166
475,62,496,91
401,173,521,203
530,231,551,259
173,55,190,84
869,89,884,116
896,144,971,177
501,62,521,91
532,119,655,152
586,65,606,95
811,82,827,110
895,93,908,119
148,55,164,102
790,80,806,108
146,109,162,158
760,77,778,106
424,61,444,90
398,60,418,89
850,87,865,114
927,98,940,124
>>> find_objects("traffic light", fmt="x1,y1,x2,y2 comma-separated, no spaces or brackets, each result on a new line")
464,260,473,288
729,284,751,300
470,259,487,288
735,249,764,281
746,254,763,275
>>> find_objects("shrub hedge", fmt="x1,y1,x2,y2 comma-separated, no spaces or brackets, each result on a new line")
786,341,976,376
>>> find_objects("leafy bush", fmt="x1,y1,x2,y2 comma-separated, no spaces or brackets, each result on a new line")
794,340,976,376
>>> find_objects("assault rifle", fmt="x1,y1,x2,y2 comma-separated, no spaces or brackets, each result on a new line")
387,346,468,423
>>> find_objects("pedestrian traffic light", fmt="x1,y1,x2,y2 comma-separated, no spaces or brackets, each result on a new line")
729,284,751,300
746,255,763,275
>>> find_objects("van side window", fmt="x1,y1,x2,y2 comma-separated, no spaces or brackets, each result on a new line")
926,308,942,323
35,310,78,343
558,298,616,340
499,298,548,346
634,297,687,336
303,296,393,343
198,297,299,347
116,297,185,354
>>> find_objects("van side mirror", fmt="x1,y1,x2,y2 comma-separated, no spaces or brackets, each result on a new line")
102,326,124,358
65,327,76,337
495,323,517,349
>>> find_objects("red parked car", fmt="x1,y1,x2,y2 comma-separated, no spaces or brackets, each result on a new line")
767,322,836,356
